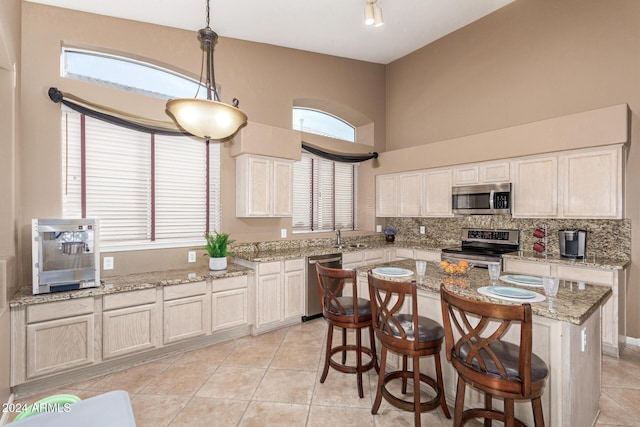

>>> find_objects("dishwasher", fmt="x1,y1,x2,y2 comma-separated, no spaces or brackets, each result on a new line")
303,253,342,321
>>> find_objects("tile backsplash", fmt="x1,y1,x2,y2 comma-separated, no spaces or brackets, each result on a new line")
385,216,630,260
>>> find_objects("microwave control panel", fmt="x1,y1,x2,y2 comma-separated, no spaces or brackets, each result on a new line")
494,192,510,209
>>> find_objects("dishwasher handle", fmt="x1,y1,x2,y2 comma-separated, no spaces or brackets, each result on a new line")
308,256,342,265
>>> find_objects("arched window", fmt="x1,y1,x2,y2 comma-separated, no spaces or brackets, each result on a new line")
60,48,221,251
292,107,355,142
62,47,207,100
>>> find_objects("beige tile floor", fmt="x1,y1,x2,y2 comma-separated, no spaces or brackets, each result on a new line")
7,318,640,426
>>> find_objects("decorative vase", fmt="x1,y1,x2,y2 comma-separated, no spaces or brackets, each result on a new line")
209,256,227,271
385,234,395,243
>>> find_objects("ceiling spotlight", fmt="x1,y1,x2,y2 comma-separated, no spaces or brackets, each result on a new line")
364,0,384,27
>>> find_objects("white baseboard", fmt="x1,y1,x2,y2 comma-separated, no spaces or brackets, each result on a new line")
626,336,640,347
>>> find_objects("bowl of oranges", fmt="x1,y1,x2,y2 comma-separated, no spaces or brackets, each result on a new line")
438,260,472,276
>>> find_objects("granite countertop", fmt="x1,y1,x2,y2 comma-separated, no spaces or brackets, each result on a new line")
502,250,630,269
10,264,253,307
356,259,611,326
233,241,399,262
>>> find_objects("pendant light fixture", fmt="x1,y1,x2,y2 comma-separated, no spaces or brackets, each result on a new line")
364,0,384,28
166,0,247,140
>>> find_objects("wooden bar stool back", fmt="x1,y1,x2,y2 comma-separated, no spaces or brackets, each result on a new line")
440,285,549,427
367,272,451,427
315,263,378,398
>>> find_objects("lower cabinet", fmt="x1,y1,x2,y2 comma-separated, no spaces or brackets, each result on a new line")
163,281,209,345
503,258,626,356
241,257,305,334
103,288,160,359
11,274,251,386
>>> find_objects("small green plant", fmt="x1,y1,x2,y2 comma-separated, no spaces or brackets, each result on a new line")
204,231,233,258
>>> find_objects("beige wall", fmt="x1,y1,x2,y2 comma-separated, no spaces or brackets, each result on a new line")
384,0,640,337
0,0,20,408
18,3,386,279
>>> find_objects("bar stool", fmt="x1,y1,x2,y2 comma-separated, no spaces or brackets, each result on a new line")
367,272,451,426
440,285,548,427
315,263,378,398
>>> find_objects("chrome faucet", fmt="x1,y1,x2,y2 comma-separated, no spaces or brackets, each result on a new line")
335,229,342,246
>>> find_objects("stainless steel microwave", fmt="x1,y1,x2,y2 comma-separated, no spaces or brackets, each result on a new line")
451,183,512,215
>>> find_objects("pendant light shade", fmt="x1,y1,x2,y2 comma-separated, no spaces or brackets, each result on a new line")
166,0,247,140
166,98,247,140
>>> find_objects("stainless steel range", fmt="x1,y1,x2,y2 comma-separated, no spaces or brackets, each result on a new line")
441,228,519,268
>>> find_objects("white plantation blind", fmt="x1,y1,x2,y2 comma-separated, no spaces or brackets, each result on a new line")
61,107,220,249
155,135,206,240
292,153,357,232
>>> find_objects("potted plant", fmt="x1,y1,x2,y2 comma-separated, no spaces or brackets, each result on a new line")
204,231,233,270
384,227,397,243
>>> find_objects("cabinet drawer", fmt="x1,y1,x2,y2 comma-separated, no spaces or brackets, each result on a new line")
503,260,551,277
365,249,385,261
164,281,207,301
103,288,156,310
211,275,248,292
342,252,364,264
415,250,441,262
27,298,94,324
394,248,414,259
556,266,614,286
284,258,304,272
258,261,281,275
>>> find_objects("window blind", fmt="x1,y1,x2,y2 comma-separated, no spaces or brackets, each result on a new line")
61,107,220,249
292,153,357,232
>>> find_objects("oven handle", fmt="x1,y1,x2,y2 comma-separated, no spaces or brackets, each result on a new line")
489,189,495,210
441,254,500,269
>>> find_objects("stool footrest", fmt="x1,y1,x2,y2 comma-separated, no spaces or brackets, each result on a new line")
327,344,377,374
380,370,443,413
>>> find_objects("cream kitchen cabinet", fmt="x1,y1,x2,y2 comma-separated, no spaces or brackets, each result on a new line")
511,155,558,217
241,258,305,334
236,154,293,217
453,161,510,186
375,174,398,217
11,297,98,383
398,172,423,216
211,276,249,332
422,168,453,217
560,146,624,219
503,258,626,356
415,249,441,262
103,288,160,359
163,281,209,345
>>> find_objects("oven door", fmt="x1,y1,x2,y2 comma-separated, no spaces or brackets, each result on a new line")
441,251,501,269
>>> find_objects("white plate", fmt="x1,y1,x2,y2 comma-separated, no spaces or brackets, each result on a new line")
500,274,544,287
488,286,536,299
477,287,545,303
371,267,414,277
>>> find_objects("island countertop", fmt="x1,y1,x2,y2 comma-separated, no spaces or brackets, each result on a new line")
356,259,611,326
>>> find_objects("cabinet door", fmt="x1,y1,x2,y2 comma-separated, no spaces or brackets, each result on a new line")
561,148,622,218
453,165,479,185
163,295,208,344
342,251,364,269
212,288,248,331
283,269,305,321
246,156,271,216
103,303,159,359
256,273,283,328
26,314,94,379
480,162,510,183
512,156,558,217
375,174,398,217
415,249,441,262
398,172,423,216
423,169,453,217
272,160,293,216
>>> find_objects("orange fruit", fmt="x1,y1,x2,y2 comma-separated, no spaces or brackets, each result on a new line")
458,260,469,268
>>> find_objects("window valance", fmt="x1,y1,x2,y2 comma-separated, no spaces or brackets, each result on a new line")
301,142,378,163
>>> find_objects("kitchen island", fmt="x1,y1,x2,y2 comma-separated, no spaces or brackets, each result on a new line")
356,259,611,427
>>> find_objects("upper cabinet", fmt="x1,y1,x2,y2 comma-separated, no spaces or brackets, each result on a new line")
453,161,510,186
375,174,399,217
512,156,559,218
422,168,453,217
398,172,423,216
236,154,293,217
560,147,623,218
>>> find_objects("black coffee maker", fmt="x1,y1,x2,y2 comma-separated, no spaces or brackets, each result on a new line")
558,229,587,259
